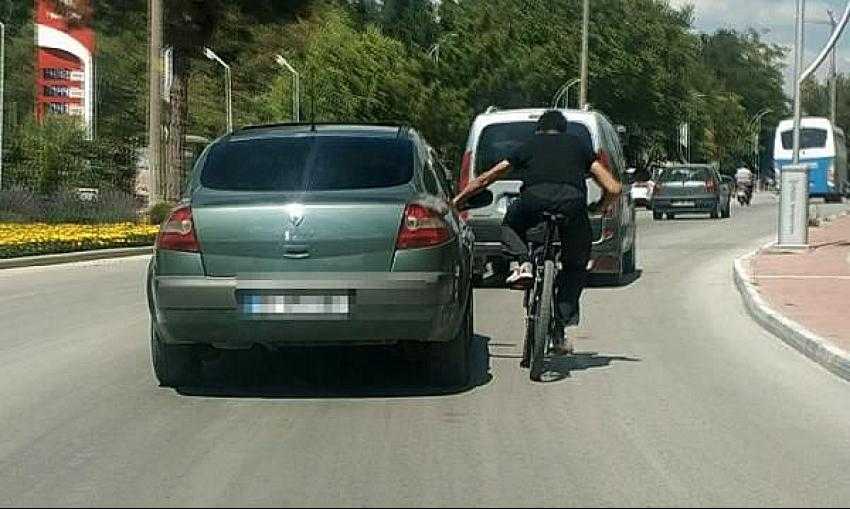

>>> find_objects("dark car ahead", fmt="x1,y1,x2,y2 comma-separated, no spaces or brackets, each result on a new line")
147,123,492,388
651,164,731,220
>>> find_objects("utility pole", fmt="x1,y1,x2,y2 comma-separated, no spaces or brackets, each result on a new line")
0,21,5,191
579,0,590,109
148,0,162,204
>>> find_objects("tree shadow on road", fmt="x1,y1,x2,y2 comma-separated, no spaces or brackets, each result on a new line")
175,334,493,399
537,351,641,383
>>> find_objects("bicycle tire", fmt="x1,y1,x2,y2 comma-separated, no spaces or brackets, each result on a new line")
530,260,555,381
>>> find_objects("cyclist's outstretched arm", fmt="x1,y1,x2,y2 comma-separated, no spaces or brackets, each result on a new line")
589,160,623,211
452,159,513,208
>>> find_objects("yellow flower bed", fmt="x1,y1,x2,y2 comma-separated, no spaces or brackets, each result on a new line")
0,223,160,258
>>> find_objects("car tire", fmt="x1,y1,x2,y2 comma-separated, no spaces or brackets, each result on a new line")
666,213,675,220
425,290,472,388
721,201,731,218
151,321,202,388
653,210,663,220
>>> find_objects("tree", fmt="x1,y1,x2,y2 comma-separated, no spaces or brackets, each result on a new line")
379,0,438,50
162,0,221,201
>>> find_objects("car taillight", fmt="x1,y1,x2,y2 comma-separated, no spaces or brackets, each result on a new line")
828,163,836,185
459,150,472,221
397,203,451,249
156,205,200,252
706,179,716,192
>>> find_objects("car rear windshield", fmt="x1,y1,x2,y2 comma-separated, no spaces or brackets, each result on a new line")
201,136,414,191
475,121,593,179
659,167,712,182
781,128,828,150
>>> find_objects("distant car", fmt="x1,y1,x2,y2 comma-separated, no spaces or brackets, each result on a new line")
460,107,637,283
630,180,652,209
147,123,493,388
651,164,731,220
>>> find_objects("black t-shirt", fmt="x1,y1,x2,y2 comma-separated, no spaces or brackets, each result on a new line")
507,130,596,199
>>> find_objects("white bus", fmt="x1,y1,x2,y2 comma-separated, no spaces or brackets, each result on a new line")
773,117,848,202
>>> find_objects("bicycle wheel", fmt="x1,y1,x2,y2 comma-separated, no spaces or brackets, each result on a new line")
530,260,555,381
521,287,535,369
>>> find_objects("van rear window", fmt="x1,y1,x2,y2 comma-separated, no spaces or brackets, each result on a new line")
201,137,414,191
781,128,828,150
475,121,593,179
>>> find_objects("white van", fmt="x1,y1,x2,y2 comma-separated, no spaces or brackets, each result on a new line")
459,108,637,283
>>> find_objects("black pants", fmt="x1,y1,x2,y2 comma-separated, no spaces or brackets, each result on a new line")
502,187,592,327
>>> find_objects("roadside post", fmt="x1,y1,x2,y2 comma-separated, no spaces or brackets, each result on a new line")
778,164,811,247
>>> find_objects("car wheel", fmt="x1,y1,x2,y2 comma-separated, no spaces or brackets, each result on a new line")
666,213,675,220
710,202,720,219
151,321,202,387
721,201,731,218
424,289,472,388
653,210,663,220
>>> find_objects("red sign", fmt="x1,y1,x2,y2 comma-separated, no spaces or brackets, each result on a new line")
34,0,96,132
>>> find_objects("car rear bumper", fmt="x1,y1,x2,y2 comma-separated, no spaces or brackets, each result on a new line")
150,272,459,347
469,218,624,275
652,198,719,213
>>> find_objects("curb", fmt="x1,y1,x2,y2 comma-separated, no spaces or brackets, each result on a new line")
0,246,153,270
734,252,850,381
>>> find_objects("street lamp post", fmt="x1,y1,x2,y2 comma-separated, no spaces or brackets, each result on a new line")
804,11,839,125
579,0,590,109
828,10,838,125
203,47,233,133
275,55,300,123
552,78,580,109
750,108,772,189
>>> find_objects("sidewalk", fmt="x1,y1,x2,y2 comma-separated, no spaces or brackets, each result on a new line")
737,211,850,379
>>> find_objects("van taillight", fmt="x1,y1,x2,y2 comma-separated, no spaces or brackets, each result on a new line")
459,150,472,220
156,205,200,253
396,203,451,249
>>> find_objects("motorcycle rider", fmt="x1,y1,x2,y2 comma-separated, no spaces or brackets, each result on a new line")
735,164,754,204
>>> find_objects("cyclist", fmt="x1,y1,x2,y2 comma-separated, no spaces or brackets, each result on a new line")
453,110,622,354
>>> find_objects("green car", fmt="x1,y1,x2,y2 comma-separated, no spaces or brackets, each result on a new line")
147,123,493,388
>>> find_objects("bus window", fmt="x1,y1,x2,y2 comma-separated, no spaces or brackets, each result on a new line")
781,128,828,150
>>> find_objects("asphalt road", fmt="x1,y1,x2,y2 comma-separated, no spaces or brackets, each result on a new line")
2,194,850,507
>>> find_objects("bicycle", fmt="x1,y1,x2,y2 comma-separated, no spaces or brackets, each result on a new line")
519,211,609,381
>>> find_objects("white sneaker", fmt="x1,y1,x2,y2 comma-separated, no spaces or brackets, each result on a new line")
506,262,533,287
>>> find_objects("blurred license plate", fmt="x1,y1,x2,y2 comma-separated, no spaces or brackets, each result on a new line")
241,295,349,315
672,201,695,207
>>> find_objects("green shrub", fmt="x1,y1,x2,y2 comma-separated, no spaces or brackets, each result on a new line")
149,202,176,225
0,187,41,221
